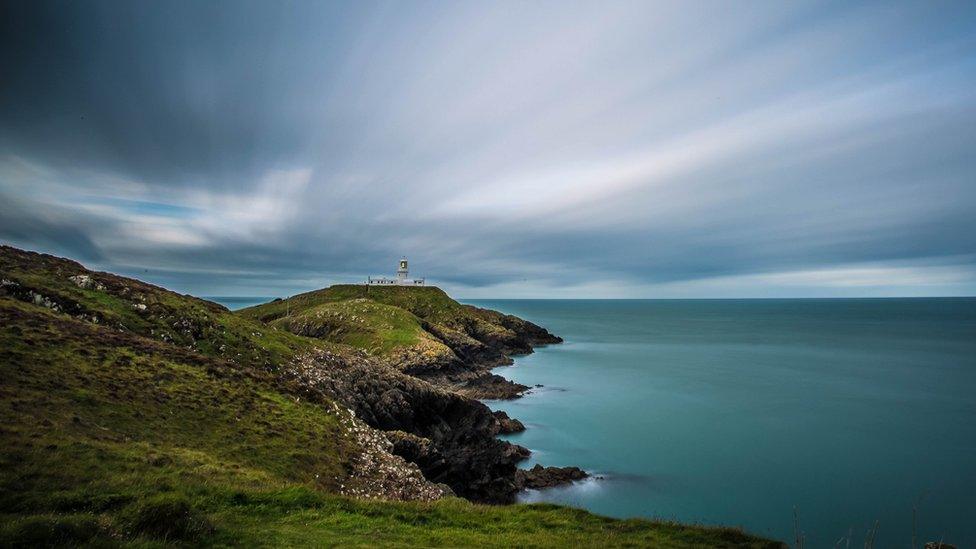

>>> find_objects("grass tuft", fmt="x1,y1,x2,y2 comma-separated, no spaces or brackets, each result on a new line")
121,493,214,542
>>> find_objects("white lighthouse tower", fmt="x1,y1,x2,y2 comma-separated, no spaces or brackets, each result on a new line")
396,258,409,282
365,258,425,286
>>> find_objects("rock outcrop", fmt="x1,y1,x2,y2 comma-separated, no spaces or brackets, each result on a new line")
516,464,589,490
285,348,535,502
234,283,570,502
492,410,526,434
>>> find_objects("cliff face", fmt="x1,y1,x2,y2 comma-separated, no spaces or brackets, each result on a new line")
284,349,528,501
240,283,568,501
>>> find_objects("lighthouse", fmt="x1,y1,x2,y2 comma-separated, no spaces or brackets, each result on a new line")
365,258,426,286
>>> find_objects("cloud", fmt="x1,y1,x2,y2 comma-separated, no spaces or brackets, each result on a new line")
1,0,975,297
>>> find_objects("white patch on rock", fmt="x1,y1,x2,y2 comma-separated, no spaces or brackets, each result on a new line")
68,274,105,291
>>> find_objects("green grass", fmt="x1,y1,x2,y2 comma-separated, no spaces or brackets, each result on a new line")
241,285,475,364
271,299,449,356
0,245,322,371
241,284,523,363
0,300,355,500
208,490,779,548
0,299,347,545
241,285,465,325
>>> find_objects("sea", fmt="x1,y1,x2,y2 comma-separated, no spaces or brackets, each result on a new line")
464,298,976,547
206,296,274,310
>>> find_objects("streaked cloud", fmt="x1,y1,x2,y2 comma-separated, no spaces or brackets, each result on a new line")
1,0,975,297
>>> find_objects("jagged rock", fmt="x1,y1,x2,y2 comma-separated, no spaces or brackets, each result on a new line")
516,464,588,490
335,406,453,501
492,410,525,434
455,373,529,400
924,543,957,549
286,349,533,503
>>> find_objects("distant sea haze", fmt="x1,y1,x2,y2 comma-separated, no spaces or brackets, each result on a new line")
207,297,275,310
469,298,976,548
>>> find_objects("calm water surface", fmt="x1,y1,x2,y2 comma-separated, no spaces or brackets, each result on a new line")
466,298,976,547
207,296,275,310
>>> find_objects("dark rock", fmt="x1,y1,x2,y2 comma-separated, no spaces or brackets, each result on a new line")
924,543,957,549
455,373,529,400
492,410,525,434
386,430,433,460
276,297,568,502
515,464,589,490
423,323,511,371
286,349,534,503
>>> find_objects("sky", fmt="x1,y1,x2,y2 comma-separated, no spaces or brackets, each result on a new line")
2,0,975,298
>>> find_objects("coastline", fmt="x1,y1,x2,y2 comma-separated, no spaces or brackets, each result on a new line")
477,338,593,494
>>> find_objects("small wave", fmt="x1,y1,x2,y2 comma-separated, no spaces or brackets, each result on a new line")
516,475,605,503
524,385,568,395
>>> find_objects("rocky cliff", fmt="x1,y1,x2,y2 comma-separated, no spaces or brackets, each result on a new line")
240,283,580,501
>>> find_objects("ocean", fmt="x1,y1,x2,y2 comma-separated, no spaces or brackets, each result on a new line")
466,298,976,547
207,296,276,310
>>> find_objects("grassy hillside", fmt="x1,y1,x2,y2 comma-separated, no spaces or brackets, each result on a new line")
241,284,560,380
0,245,316,370
269,298,450,357
241,285,465,325
0,246,782,547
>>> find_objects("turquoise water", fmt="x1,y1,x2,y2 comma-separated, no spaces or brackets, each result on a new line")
467,299,976,547
207,296,275,310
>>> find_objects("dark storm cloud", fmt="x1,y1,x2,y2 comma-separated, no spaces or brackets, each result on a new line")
0,188,106,261
0,0,364,189
1,0,975,297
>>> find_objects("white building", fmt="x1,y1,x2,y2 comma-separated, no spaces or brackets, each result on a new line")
366,258,425,286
